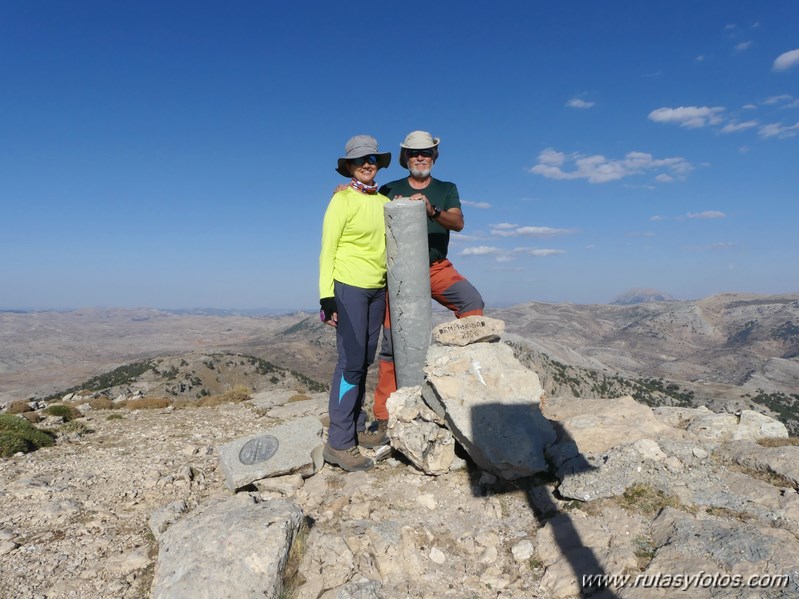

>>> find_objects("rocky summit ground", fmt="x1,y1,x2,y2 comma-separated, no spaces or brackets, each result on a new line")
2,386,799,599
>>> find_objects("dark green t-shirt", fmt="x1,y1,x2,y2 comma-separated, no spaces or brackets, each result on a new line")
378,177,461,264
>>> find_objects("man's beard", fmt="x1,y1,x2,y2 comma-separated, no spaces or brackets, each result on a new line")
409,167,431,179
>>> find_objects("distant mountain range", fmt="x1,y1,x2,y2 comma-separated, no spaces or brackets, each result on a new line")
610,288,676,305
2,292,797,433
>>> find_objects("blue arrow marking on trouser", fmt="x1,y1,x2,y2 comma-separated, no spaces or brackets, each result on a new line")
338,376,356,404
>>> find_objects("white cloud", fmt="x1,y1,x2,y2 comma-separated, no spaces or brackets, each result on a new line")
650,215,664,221
720,120,759,133
566,98,595,109
655,174,673,183
759,121,799,139
734,41,752,53
743,103,757,110
512,248,565,257
773,49,799,72
459,245,564,262
687,211,726,219
460,246,502,256
696,55,705,62
529,148,693,184
461,200,492,209
489,224,575,237
648,106,726,128
763,95,799,109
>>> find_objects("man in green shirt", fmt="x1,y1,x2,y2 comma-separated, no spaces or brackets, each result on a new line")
365,130,484,444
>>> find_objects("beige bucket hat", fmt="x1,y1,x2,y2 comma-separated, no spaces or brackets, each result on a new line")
399,130,440,168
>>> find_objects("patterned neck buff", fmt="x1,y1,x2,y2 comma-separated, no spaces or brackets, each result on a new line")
349,178,378,194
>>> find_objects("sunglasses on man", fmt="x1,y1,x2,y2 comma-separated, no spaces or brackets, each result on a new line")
349,155,378,166
406,149,434,158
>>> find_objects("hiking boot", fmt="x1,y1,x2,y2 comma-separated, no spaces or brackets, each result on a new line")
323,443,374,472
357,419,389,449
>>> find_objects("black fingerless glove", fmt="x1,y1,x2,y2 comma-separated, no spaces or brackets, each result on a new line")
320,297,337,322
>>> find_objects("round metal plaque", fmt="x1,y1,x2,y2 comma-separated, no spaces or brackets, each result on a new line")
238,435,279,465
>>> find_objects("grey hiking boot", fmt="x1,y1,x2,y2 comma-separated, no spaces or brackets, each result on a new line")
323,443,374,472
357,419,389,449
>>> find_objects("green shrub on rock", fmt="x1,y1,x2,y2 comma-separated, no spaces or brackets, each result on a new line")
0,414,56,457
43,404,81,422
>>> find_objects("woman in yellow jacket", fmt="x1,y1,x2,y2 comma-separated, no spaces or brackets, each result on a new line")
319,135,390,472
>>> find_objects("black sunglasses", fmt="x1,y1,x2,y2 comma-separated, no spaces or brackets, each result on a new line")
349,155,378,166
406,149,435,158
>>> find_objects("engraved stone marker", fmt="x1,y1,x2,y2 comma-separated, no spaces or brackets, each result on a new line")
218,416,324,490
238,435,279,465
432,315,505,346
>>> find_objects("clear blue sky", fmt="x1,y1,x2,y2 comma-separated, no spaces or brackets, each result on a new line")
2,1,797,310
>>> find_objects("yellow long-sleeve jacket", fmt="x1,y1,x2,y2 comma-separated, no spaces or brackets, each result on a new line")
319,187,389,299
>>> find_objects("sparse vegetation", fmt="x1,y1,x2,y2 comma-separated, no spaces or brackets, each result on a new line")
45,360,157,400
756,437,799,447
617,484,686,516
281,516,314,598
287,394,311,403
43,404,81,422
60,420,91,437
197,385,251,407
0,414,56,457
126,397,173,410
5,400,33,414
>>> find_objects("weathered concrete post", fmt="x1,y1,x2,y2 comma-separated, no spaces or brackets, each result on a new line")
384,198,432,387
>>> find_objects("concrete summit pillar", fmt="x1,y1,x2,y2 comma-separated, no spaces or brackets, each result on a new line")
384,198,432,388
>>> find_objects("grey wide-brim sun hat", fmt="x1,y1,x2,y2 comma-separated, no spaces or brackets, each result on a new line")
399,130,440,169
336,135,391,177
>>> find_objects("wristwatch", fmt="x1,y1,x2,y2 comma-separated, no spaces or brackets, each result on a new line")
431,205,442,219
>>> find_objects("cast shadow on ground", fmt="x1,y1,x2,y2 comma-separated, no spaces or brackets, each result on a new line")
466,403,619,599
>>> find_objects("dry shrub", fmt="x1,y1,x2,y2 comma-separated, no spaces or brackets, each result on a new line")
5,401,33,414
757,437,799,447
126,397,173,410
20,412,41,424
197,395,226,407
287,394,311,403
88,397,114,410
172,398,194,409
198,385,251,407
221,385,252,403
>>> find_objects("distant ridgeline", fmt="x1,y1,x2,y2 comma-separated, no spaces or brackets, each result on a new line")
43,352,327,403
505,340,799,436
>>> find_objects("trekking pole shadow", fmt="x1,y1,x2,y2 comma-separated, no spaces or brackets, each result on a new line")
466,403,620,599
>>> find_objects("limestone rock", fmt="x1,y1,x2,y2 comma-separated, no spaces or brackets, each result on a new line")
716,440,799,488
544,395,683,457
386,386,454,476
151,495,303,599
422,343,554,479
218,416,324,491
732,410,789,440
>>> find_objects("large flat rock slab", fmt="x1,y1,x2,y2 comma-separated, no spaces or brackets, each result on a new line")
151,495,303,599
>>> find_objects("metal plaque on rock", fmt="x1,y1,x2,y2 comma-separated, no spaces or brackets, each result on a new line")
238,435,279,465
